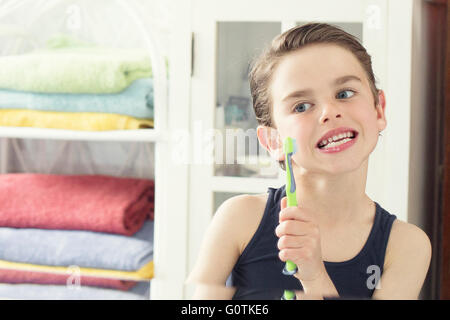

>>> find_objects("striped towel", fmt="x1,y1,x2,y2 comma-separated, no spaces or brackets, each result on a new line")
0,269,139,291
0,282,150,300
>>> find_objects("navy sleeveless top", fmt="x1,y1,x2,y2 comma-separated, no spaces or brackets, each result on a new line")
228,185,396,300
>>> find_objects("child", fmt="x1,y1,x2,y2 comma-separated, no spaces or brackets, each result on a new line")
187,23,431,300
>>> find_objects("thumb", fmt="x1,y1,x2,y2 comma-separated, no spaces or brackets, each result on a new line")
280,196,287,210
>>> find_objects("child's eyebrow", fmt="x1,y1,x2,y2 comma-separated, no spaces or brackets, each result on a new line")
281,75,362,102
334,75,362,86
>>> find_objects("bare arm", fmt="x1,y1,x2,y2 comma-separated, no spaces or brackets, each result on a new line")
186,194,266,299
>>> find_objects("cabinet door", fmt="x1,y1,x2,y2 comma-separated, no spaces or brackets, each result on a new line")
188,0,389,287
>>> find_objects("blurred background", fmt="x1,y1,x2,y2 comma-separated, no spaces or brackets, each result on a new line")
0,0,448,300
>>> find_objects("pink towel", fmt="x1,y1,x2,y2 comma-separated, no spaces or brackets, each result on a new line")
0,174,154,235
0,268,138,291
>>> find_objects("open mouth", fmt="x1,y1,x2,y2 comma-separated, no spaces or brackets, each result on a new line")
317,131,358,149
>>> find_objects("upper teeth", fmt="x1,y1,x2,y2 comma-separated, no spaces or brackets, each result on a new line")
319,131,355,147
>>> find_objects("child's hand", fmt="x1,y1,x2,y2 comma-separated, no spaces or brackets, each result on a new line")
275,196,326,283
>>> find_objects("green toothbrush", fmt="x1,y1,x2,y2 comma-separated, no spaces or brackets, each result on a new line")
281,137,298,300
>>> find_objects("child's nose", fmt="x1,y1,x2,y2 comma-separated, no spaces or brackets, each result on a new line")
318,102,343,123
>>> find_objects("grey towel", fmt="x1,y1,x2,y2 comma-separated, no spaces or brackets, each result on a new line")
0,221,153,271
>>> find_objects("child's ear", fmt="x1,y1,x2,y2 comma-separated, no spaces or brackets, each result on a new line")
257,125,285,161
376,90,387,132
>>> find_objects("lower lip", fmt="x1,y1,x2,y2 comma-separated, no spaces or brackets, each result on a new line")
317,136,357,154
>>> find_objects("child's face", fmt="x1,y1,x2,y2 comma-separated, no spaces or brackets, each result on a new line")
269,43,386,174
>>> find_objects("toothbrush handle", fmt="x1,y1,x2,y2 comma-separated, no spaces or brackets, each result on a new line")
283,138,299,300
285,177,298,276
283,157,298,299
287,195,297,207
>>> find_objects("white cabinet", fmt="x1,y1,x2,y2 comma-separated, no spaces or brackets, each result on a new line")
0,0,188,300
174,0,418,298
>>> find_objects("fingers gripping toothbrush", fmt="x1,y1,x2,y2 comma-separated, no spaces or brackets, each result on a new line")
281,137,298,300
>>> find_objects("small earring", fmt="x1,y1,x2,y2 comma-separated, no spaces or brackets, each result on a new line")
379,132,383,137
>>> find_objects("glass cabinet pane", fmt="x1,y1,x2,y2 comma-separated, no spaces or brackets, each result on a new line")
215,22,281,179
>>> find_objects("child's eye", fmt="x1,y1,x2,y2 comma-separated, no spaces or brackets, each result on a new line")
336,89,355,99
293,102,313,113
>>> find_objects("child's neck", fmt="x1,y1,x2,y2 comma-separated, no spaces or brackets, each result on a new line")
293,160,373,227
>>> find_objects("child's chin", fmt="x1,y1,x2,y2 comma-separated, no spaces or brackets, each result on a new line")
320,160,365,175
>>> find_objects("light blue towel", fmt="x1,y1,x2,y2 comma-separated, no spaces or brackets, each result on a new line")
0,221,153,271
0,281,150,300
0,78,154,119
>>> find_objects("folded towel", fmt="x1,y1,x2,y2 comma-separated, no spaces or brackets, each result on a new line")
0,109,153,131
0,269,138,291
0,47,152,94
45,33,94,49
0,281,150,300
0,260,154,281
0,78,154,119
0,174,154,235
0,221,154,271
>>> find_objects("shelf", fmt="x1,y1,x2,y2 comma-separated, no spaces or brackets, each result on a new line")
0,127,162,142
211,175,284,194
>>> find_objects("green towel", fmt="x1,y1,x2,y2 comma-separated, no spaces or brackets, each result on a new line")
0,47,152,94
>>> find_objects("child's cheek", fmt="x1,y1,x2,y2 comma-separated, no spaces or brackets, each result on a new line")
356,105,380,137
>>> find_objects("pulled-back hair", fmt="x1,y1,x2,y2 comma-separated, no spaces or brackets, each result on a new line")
249,23,380,169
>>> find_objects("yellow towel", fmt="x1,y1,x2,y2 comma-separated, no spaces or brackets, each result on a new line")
0,109,153,131
0,259,153,281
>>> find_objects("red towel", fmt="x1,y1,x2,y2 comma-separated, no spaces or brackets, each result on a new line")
0,174,154,235
0,268,138,291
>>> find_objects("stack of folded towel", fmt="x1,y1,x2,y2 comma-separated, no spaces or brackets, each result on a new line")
0,41,155,131
0,173,155,300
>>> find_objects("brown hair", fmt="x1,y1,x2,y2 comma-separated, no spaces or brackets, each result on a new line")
249,22,380,169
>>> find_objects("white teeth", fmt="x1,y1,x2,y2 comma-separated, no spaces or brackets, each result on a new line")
322,138,352,149
318,131,355,148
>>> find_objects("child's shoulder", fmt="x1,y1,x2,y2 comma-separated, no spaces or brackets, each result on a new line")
215,193,269,254
385,219,432,266
389,219,431,249
218,193,268,214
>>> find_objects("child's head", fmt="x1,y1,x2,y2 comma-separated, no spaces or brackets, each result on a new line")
251,23,386,172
